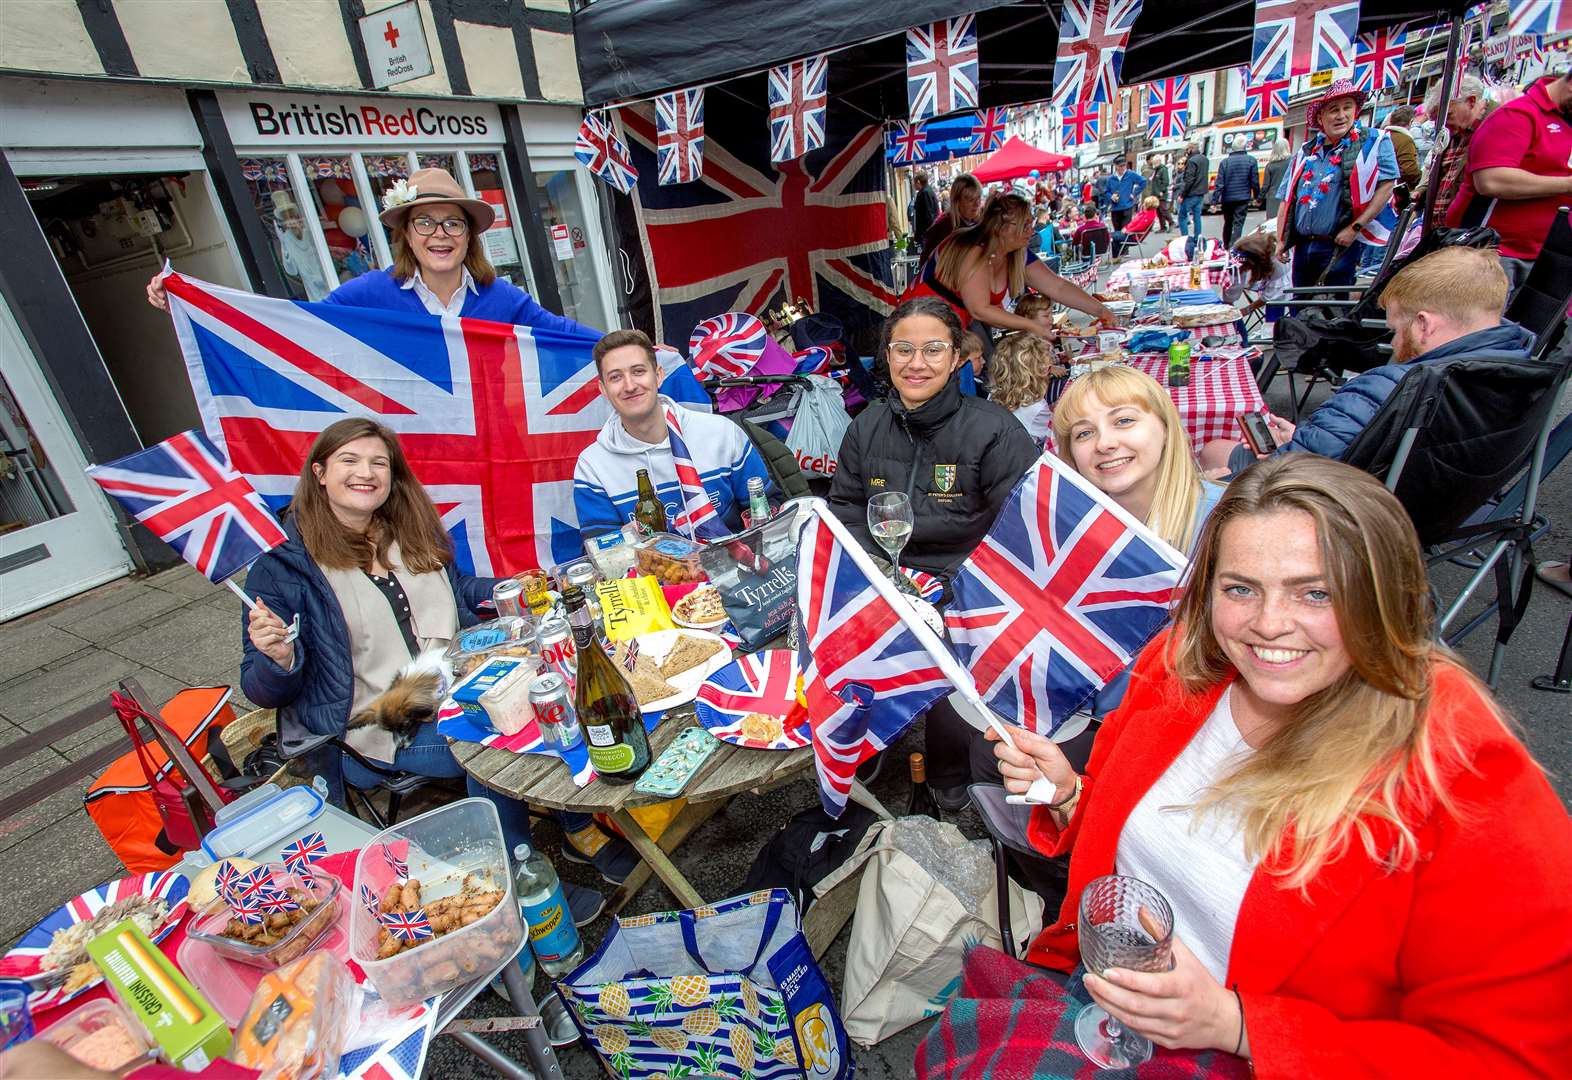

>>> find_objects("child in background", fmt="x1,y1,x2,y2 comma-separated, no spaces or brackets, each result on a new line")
957,329,986,395
988,331,1056,445
1013,294,1071,406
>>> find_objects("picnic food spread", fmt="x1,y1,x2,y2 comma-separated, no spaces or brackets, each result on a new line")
672,585,726,626
659,633,725,679
230,952,354,1080
374,876,504,959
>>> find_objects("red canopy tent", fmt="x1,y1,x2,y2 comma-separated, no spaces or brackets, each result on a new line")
970,137,1073,183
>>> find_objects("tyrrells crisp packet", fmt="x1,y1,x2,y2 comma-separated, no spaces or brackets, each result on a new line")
87,919,232,1070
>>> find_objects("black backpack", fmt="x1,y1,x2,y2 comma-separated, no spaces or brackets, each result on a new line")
740,803,878,914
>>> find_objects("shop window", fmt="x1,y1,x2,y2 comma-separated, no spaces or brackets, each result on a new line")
418,152,455,173
466,154,531,291
301,156,376,286
0,370,74,529
534,169,609,329
238,156,320,300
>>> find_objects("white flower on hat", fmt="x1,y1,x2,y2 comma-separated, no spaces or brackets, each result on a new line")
381,179,419,212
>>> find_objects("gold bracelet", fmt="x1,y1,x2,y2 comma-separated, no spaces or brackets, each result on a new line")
1047,775,1083,810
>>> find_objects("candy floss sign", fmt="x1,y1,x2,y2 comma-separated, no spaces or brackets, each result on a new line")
218,92,500,149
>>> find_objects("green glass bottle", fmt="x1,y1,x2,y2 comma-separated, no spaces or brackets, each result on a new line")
634,468,667,534
564,585,648,784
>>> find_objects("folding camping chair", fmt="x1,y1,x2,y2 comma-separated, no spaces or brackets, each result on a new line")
277,716,454,828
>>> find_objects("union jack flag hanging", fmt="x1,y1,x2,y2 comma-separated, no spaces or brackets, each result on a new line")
1062,101,1101,146
891,121,929,165
378,907,435,942
768,54,829,162
944,454,1187,734
575,111,638,194
86,429,286,583
969,107,1009,154
1146,77,1190,140
1508,0,1572,35
795,507,953,817
665,404,730,541
1353,24,1408,92
1244,73,1291,121
1250,0,1362,80
688,312,767,381
1052,0,1145,108
907,16,981,121
656,88,705,186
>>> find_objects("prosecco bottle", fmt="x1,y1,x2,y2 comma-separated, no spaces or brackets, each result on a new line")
634,468,667,534
564,585,648,784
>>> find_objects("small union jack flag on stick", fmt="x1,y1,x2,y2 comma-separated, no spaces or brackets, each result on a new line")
257,888,302,915
214,859,243,904
621,637,641,672
383,844,410,882
378,907,434,943
665,404,730,541
359,884,381,919
281,831,327,882
228,893,266,926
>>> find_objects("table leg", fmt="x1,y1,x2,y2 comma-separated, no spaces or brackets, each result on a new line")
608,806,706,909
448,1031,541,1080
603,799,722,914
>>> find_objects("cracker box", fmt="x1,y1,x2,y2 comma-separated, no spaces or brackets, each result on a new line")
86,920,232,1071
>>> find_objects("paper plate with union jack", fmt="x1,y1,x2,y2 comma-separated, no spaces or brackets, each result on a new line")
695,650,810,750
1,870,189,1011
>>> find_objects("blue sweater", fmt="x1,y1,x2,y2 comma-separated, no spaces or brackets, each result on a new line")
1105,170,1147,212
324,269,598,337
1282,321,1537,461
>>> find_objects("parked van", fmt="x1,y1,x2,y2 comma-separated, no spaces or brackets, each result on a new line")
1196,118,1287,211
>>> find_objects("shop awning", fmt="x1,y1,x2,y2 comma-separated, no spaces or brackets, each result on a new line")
970,137,1073,182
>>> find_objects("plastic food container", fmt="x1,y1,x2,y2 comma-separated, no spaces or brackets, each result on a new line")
40,999,157,1075
201,785,324,863
635,532,707,585
445,616,536,676
186,864,342,970
349,798,522,1008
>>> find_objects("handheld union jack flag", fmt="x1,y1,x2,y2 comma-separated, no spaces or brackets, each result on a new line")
1062,101,1101,146
891,121,929,165
378,907,434,943
688,312,767,381
907,16,980,122
768,54,829,162
695,650,809,749
1244,73,1291,121
1146,77,1190,140
576,112,638,195
795,506,954,817
664,404,730,541
969,107,1009,154
1052,0,1145,108
1508,0,1572,36
1353,24,1408,92
944,454,1187,735
86,430,286,583
656,88,705,186
1250,0,1361,80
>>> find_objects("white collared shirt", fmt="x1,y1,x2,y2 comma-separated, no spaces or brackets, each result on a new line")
401,267,479,317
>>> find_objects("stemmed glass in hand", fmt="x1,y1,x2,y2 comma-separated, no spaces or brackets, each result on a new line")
867,492,914,583
1076,874,1175,1070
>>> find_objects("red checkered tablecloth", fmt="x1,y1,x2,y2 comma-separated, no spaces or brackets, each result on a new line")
1106,261,1226,290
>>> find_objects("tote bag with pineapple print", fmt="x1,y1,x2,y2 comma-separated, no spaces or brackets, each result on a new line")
559,889,853,1080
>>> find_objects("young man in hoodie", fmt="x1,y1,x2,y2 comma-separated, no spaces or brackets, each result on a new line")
574,328,772,541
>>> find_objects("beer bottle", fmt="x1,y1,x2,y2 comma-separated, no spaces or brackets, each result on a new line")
634,468,667,534
564,585,648,784
906,753,942,820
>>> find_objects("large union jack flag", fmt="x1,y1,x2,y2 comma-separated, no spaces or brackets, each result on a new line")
162,273,706,573
1053,0,1145,108
656,88,705,186
969,107,1009,154
1244,73,1291,121
86,429,286,583
907,16,981,122
1062,101,1101,146
1146,77,1191,140
575,111,638,194
768,54,829,162
891,121,929,164
1250,0,1362,80
795,507,953,817
944,454,1187,735
1508,0,1572,36
1353,24,1408,92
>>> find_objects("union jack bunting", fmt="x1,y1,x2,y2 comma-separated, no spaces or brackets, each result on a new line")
891,121,929,164
907,16,981,121
1052,0,1145,108
944,453,1187,734
1249,0,1362,80
969,107,1009,154
378,907,435,943
1244,74,1291,121
655,88,705,186
768,54,829,162
664,404,730,541
1353,24,1408,92
688,311,767,381
86,429,286,583
795,508,953,817
1146,77,1190,140
1062,100,1101,146
1508,0,1572,36
575,111,638,194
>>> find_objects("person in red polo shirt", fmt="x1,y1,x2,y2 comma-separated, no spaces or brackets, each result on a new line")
1447,70,1572,287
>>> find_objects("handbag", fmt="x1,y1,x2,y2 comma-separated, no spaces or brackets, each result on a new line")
107,689,233,854
559,889,853,1079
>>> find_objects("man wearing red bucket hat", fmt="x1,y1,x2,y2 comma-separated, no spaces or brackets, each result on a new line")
1274,79,1399,289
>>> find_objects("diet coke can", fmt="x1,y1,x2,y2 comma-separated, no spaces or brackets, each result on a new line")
491,579,525,619
536,613,577,684
528,672,580,749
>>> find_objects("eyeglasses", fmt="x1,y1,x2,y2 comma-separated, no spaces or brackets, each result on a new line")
410,216,470,237
888,341,953,362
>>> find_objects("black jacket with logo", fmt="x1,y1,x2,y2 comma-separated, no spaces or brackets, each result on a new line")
828,376,1040,579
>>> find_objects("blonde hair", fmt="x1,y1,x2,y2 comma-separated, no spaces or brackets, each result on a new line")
934,193,1030,305
1378,246,1507,325
1168,455,1493,890
988,333,1053,411
959,330,985,358
1050,366,1204,551
1142,195,1159,210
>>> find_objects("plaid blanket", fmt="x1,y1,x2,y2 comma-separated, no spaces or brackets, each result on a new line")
916,946,1251,1079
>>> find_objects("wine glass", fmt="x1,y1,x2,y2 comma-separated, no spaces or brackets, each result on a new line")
867,492,914,583
1075,874,1175,1070
1128,274,1148,309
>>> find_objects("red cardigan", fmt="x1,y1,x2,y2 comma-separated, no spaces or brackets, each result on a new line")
1025,632,1572,1078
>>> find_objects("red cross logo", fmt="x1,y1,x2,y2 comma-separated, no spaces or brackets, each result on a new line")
383,20,400,49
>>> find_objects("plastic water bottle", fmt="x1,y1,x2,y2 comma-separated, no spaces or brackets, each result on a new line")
513,843,584,979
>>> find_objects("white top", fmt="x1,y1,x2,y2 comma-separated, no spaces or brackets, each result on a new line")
401,267,479,316
1114,688,1258,983
1011,399,1052,444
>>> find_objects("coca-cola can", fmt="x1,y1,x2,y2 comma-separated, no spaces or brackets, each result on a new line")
528,672,580,749
491,579,525,619
536,613,577,684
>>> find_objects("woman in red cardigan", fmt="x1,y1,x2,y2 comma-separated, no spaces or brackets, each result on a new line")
990,454,1572,1077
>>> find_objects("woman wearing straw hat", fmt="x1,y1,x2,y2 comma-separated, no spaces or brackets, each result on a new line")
149,167,594,335
1274,79,1399,290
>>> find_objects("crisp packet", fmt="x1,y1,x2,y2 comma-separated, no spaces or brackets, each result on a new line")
595,576,673,641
